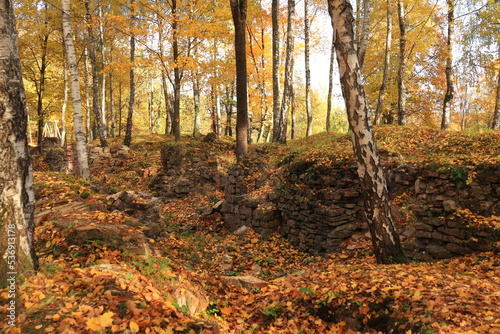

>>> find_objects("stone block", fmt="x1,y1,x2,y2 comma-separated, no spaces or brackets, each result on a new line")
443,200,457,212
446,243,473,255
426,244,453,259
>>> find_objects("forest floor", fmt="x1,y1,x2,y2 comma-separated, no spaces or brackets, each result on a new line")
1,126,500,334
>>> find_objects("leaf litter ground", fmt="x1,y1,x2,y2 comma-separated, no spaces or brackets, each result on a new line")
1,127,500,334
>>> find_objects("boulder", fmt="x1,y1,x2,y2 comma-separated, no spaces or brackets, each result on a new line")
223,275,268,290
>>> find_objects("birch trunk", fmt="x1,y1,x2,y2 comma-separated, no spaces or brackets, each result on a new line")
327,0,407,264
278,0,296,143
374,0,392,125
441,0,455,130
0,0,38,284
326,32,335,132
397,0,407,125
62,0,90,180
271,0,283,143
304,0,313,137
493,70,500,130
193,78,202,137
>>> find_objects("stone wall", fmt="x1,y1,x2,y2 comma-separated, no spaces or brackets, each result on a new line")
151,143,223,200
220,160,500,259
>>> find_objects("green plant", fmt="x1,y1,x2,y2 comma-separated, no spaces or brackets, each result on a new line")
299,287,316,296
261,302,283,318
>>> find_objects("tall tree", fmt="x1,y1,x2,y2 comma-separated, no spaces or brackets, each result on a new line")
304,0,313,136
374,0,393,125
85,0,108,147
171,0,182,141
327,0,407,264
326,31,335,132
493,68,500,130
62,0,90,180
230,0,249,159
441,0,455,130
278,0,296,143
192,77,202,137
36,1,51,147
123,0,136,147
271,0,284,143
357,0,371,68
0,0,39,285
397,0,407,125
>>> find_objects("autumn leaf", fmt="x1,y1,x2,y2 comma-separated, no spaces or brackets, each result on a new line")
129,320,140,332
86,311,115,331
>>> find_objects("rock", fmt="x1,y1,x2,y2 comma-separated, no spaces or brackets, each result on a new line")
426,244,453,259
443,200,457,212
251,263,263,276
223,275,268,290
233,225,249,236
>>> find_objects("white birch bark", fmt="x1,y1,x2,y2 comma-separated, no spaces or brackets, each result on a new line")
62,0,90,180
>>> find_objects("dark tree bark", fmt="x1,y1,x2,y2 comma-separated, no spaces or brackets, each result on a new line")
85,0,108,147
172,0,182,141
326,31,335,132
36,1,50,148
123,0,136,147
224,83,235,136
374,0,392,125
441,0,455,130
230,0,249,159
277,0,296,143
397,0,407,125
327,0,407,264
0,0,39,285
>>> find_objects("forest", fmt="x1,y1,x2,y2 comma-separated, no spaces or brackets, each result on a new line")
11,0,500,143
0,0,500,333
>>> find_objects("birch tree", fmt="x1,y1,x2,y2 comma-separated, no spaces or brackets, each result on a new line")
327,0,407,264
0,0,38,283
62,0,90,180
441,0,455,130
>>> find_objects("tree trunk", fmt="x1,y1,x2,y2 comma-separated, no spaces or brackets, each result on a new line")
326,31,335,132
193,77,202,137
61,58,68,147
493,69,500,130
110,71,116,137
230,0,249,159
374,0,392,125
397,0,407,126
85,0,108,147
171,0,182,142
272,0,284,143
278,0,296,143
441,0,455,131
84,48,92,142
123,0,135,147
36,4,50,148
357,0,371,68
0,0,39,287
304,0,313,137
62,0,90,181
327,0,407,264
224,84,234,136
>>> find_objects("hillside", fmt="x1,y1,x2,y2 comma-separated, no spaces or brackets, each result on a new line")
1,126,499,334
